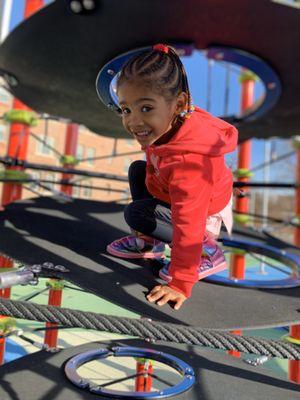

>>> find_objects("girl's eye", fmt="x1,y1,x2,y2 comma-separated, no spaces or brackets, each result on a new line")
119,108,130,115
141,106,152,112
117,107,130,117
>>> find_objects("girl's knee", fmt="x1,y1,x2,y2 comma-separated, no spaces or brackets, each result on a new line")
128,160,146,178
124,202,139,227
124,201,148,231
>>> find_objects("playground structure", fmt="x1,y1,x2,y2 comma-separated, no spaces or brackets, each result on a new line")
0,1,299,399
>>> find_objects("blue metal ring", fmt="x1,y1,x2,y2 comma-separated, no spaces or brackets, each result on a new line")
96,45,281,122
207,47,282,121
65,346,195,398
204,238,300,289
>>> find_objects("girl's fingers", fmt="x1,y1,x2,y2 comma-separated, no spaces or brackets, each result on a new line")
174,297,185,310
157,293,172,306
147,286,164,302
146,285,187,310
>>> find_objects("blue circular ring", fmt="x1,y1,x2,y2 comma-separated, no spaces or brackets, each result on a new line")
95,45,281,122
65,346,195,398
204,238,300,289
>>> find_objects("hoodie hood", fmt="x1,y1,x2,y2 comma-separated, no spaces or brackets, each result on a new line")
150,107,238,157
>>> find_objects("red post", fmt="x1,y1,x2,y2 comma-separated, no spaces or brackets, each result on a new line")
61,123,79,195
44,280,63,348
228,329,242,358
135,359,153,392
231,71,255,280
288,325,300,383
1,100,31,207
24,0,44,17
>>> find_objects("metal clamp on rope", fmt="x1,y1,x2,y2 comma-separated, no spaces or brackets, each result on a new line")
0,262,69,289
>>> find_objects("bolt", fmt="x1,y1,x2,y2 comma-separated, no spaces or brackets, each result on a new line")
70,1,82,13
107,69,115,76
83,0,95,10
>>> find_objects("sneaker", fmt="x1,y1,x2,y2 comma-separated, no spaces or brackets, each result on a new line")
107,235,165,259
159,239,227,282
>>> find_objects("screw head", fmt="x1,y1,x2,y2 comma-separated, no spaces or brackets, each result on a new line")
70,1,82,13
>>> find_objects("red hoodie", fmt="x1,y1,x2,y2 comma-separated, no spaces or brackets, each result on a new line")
144,107,238,297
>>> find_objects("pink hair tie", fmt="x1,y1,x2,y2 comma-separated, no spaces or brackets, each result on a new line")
153,44,169,54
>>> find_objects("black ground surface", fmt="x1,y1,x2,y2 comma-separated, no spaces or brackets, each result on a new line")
0,339,299,400
0,196,299,330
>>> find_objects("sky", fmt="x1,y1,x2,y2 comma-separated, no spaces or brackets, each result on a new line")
6,0,296,183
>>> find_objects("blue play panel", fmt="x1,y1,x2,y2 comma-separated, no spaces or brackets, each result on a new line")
4,338,28,363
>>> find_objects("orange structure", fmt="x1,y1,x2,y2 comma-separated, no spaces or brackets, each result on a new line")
230,71,256,280
61,123,79,195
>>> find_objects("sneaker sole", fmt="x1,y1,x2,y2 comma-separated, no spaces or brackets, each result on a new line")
158,269,172,283
198,261,228,280
159,261,228,283
106,244,165,259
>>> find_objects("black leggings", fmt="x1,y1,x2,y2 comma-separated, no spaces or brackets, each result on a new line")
124,160,172,244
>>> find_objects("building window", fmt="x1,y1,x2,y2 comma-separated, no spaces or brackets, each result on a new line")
82,184,92,198
76,144,84,161
86,147,95,166
44,174,55,191
72,184,80,198
29,171,41,190
125,138,135,147
108,139,117,165
123,158,132,174
36,136,55,156
0,125,6,142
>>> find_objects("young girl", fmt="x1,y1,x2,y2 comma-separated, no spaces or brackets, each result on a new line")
106,44,238,310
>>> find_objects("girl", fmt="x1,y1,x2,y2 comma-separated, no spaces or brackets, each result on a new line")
106,44,238,310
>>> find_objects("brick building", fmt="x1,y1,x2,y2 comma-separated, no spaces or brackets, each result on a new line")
0,86,143,203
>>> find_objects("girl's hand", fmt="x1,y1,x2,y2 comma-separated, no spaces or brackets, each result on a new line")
146,284,186,310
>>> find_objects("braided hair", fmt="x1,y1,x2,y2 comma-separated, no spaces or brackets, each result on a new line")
117,44,192,114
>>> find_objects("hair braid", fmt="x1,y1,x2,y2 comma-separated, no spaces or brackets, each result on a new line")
117,45,192,112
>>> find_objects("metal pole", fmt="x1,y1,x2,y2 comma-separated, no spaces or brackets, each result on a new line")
0,0,13,43
61,123,79,195
288,325,300,383
230,71,255,280
44,280,64,349
260,140,271,274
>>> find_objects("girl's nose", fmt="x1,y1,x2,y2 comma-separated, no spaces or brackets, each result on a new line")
129,113,143,128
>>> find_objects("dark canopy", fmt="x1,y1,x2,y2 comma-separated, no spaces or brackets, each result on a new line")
0,0,299,140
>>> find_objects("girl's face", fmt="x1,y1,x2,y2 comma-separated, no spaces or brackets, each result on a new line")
117,81,187,146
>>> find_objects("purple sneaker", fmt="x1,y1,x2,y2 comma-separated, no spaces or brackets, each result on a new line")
107,235,165,259
159,238,227,282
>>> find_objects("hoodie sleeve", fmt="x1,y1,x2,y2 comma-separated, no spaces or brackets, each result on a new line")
164,153,214,298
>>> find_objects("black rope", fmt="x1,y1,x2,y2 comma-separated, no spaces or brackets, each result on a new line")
233,182,299,189
79,150,143,163
0,178,126,193
0,157,128,182
233,210,299,228
0,298,299,360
